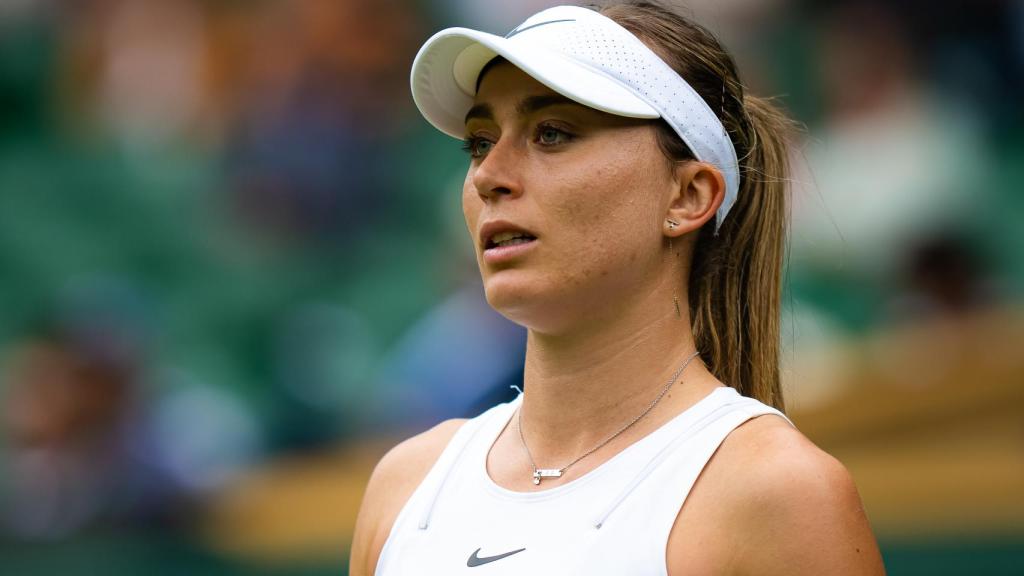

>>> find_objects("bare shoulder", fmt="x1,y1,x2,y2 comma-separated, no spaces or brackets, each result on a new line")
349,418,468,576
710,415,886,575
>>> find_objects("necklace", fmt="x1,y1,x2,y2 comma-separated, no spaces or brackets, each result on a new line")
516,350,701,485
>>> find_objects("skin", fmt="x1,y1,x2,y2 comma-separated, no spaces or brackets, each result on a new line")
350,63,885,575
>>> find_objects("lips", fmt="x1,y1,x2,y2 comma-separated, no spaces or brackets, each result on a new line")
477,220,538,265
487,230,536,249
478,221,538,250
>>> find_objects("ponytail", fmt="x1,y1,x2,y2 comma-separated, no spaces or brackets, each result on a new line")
689,95,793,411
601,1,796,410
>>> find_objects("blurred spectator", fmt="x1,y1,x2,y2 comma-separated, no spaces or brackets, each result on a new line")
93,0,207,152
890,234,997,320
0,328,177,539
788,0,991,333
222,0,421,246
0,280,263,541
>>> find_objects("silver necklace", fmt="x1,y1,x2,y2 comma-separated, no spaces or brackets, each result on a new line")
516,350,700,485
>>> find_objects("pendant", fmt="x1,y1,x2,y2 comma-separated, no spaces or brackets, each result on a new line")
532,468,562,485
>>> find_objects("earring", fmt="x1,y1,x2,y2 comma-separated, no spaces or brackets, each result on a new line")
666,227,682,319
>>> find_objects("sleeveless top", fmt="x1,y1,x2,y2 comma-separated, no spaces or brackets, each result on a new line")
375,386,789,575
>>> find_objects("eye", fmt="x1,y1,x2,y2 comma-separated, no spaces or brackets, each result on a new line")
461,136,494,158
536,124,573,147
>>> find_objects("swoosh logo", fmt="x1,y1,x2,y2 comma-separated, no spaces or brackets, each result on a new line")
505,18,575,38
467,547,527,567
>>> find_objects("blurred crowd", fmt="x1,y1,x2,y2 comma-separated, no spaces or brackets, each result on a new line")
0,0,1021,573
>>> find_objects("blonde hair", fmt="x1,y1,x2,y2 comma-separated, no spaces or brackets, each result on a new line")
599,1,795,410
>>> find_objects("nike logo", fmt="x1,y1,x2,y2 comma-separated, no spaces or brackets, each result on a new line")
466,547,527,567
505,18,575,38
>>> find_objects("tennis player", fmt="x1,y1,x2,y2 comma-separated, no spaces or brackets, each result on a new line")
351,2,885,574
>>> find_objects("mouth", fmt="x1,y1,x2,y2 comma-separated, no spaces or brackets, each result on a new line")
479,221,538,251
478,222,539,264
485,230,538,250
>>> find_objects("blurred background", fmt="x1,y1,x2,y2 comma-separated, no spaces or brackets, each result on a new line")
0,0,1021,574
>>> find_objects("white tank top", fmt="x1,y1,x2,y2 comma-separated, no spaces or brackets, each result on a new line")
375,386,788,575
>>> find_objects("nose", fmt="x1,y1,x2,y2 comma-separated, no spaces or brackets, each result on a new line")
471,138,523,202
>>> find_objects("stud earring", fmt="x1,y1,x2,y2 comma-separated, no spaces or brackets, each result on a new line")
666,219,679,230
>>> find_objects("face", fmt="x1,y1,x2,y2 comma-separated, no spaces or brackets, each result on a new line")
462,63,680,333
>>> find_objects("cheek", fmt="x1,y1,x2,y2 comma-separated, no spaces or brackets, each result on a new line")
462,173,481,234
551,153,662,236
543,146,667,274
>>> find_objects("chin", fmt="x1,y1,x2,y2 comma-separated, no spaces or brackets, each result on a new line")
482,276,533,317
482,275,569,333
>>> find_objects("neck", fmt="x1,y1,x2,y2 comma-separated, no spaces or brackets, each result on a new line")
517,291,717,466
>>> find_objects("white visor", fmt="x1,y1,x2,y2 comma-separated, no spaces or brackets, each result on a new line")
410,5,741,229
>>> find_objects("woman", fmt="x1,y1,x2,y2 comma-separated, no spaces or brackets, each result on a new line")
351,2,885,574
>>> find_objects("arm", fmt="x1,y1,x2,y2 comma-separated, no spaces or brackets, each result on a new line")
348,419,467,576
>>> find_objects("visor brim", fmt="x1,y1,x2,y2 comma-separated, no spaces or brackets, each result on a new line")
411,28,660,139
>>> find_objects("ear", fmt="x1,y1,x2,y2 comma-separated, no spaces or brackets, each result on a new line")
663,161,726,239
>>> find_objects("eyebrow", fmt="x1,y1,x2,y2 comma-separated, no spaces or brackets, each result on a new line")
464,94,582,125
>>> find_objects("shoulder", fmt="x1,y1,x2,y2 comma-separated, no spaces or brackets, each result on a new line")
722,415,861,518
349,418,468,576
371,418,469,488
669,413,885,576
715,415,886,575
